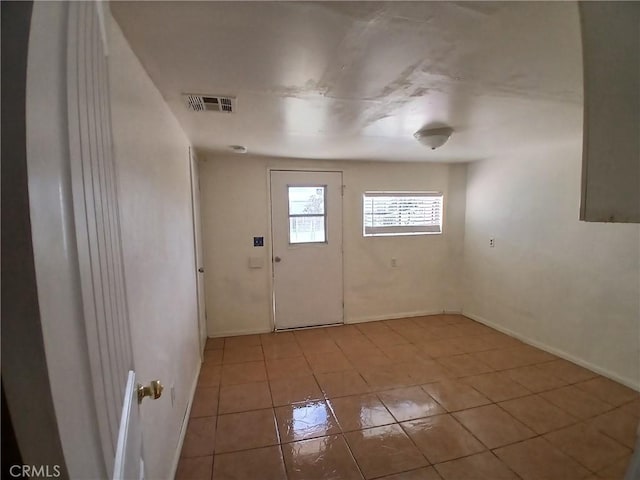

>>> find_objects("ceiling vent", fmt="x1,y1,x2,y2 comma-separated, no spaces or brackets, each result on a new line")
183,94,236,113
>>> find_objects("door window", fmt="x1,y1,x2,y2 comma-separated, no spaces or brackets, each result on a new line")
288,186,327,244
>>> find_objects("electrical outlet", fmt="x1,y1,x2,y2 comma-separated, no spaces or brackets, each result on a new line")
489,238,495,248
391,257,398,267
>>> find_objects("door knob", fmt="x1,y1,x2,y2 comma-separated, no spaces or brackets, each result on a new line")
198,267,204,273
137,380,163,404
274,256,282,263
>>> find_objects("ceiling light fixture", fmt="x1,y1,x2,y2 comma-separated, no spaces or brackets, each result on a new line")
229,145,247,153
414,126,453,150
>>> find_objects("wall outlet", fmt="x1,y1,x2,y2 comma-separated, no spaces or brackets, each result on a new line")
391,257,398,267
489,238,496,248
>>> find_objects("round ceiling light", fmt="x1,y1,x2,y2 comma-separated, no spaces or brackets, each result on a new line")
413,126,453,150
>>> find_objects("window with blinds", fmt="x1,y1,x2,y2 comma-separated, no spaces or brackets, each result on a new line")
363,192,443,236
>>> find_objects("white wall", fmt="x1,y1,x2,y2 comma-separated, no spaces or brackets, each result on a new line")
462,139,640,389
199,155,467,336
108,18,201,478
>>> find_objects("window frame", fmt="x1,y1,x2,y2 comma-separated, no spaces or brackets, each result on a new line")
287,184,328,245
362,191,444,237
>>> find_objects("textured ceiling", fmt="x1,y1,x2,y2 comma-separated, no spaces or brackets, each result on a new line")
111,1,583,162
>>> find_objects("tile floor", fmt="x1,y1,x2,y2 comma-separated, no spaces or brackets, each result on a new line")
176,314,639,480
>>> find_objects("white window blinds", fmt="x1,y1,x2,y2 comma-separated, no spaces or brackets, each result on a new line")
363,192,443,236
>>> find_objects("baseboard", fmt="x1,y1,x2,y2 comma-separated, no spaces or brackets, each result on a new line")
463,311,640,392
208,327,273,338
169,359,202,478
346,309,461,324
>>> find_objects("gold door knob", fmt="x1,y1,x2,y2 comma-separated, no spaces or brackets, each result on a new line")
137,380,163,404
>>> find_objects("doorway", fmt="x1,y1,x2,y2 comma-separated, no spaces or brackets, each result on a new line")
270,170,344,329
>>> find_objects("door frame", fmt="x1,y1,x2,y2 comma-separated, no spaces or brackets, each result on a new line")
189,147,207,357
266,168,346,331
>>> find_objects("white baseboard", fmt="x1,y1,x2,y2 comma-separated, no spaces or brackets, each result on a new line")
346,309,461,324
208,327,273,338
169,359,202,478
463,311,640,392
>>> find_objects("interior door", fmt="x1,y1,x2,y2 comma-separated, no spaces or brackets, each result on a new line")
113,372,142,480
189,148,207,355
270,171,344,329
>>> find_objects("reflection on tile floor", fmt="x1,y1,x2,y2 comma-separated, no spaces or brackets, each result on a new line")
176,314,639,480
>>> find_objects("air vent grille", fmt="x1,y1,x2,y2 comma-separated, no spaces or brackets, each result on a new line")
183,94,236,113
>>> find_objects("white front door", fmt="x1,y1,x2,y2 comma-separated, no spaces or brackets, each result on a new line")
270,171,344,329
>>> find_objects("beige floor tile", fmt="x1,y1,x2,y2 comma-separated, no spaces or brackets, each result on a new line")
214,408,278,453
304,350,354,373
176,455,213,480
452,336,494,354
453,404,535,449
377,466,442,480
379,344,423,362
182,416,217,457
335,336,378,352
262,341,303,360
349,352,394,369
345,424,429,479
436,354,494,377
378,386,445,422
422,380,491,412
218,381,272,414
470,349,532,371
282,434,364,480
222,345,264,364
205,337,224,350
360,367,414,391
434,451,519,480
494,437,591,480
544,423,632,472
275,400,341,443
356,321,392,335
224,334,261,348
190,386,219,418
220,361,267,386
463,371,531,402
401,414,485,464
540,385,613,420
596,455,633,479
266,356,312,380
297,338,340,354
198,363,222,388
574,377,639,407
621,398,640,419
499,394,577,434
536,359,598,384
504,364,567,392
269,375,323,406
212,446,286,480
260,331,296,345
479,333,523,350
420,339,467,358
316,370,371,398
204,349,223,365
325,325,362,339
367,331,410,348
329,393,396,431
406,360,454,384
589,408,638,448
